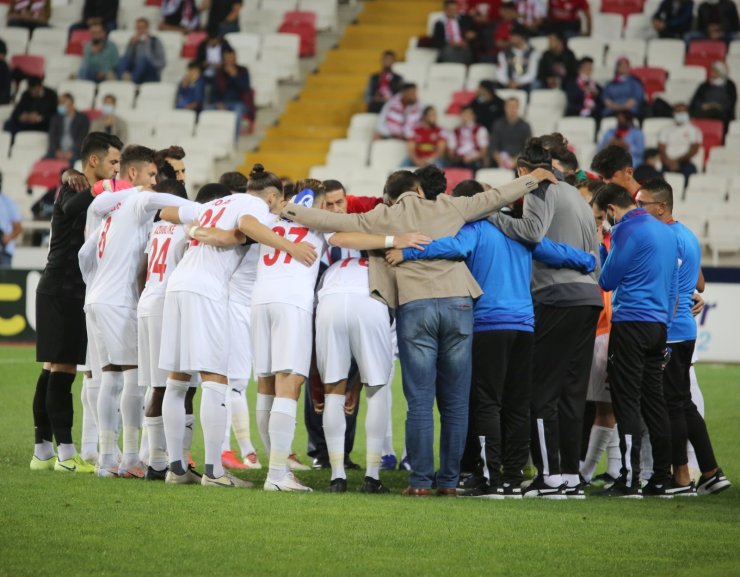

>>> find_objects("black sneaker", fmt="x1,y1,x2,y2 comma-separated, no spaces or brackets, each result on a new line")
460,483,503,499
564,483,586,499
642,479,675,498
592,472,618,488
312,456,330,470
457,472,486,492
594,481,642,499
697,468,731,496
144,466,167,481
522,476,567,500
499,482,523,499
344,457,361,471
360,476,390,494
668,481,697,497
328,478,347,493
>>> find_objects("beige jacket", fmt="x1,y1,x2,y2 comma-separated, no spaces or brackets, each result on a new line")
90,116,129,144
281,174,539,308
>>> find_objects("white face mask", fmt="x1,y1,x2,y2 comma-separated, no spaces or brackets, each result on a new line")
101,104,115,116
674,112,690,124
710,77,726,86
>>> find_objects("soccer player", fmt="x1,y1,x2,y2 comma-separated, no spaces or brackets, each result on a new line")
85,146,194,478
590,145,641,199
31,132,122,474
592,184,680,498
155,145,186,183
636,179,730,495
158,167,317,488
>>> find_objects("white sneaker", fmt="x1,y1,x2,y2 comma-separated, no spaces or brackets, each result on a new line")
202,471,254,488
264,473,313,492
287,453,310,471
243,451,262,470
165,468,201,485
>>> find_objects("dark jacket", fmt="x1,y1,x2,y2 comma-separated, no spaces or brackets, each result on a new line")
432,15,474,48
653,0,694,37
689,79,737,123
11,86,58,131
537,48,578,87
195,38,233,70
83,0,119,24
696,0,740,34
564,77,603,118
471,94,505,129
212,65,254,119
365,70,403,113
47,112,90,159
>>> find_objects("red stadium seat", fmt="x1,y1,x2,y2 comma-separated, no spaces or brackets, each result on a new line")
67,30,91,55
82,108,103,122
630,67,667,102
687,40,726,60
146,0,162,5
282,11,317,27
26,159,70,190
446,90,476,114
601,0,644,24
10,54,44,78
684,55,715,77
444,168,474,193
278,21,316,57
692,119,724,161
182,31,207,59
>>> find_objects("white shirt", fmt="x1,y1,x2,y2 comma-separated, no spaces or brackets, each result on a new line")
137,222,188,317
251,217,333,313
317,247,371,300
659,123,703,160
85,191,193,309
229,244,260,308
166,194,273,302
448,123,489,158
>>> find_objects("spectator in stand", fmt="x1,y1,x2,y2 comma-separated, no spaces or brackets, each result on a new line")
633,148,663,183
69,0,119,34
160,0,200,33
208,47,252,138
376,83,423,140
7,0,50,31
117,18,166,84
471,80,505,129
690,61,737,127
537,31,577,89
176,61,206,112
47,93,90,163
689,0,740,43
202,0,242,36
433,0,476,64
652,0,694,39
4,76,57,137
547,0,590,37
490,97,532,169
0,190,22,267
405,106,446,168
90,94,128,143
489,2,518,56
597,110,645,168
196,26,233,83
658,102,702,182
565,57,602,118
78,23,119,82
466,0,500,59
449,105,489,169
517,0,547,34
0,39,10,105
365,50,403,114
496,25,540,91
602,57,645,118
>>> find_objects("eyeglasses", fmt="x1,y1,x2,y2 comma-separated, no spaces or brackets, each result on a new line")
636,200,664,208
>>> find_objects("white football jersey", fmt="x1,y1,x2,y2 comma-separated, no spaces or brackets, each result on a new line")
85,191,193,309
251,218,332,313
138,222,188,317
317,247,370,300
166,194,273,302
229,244,260,307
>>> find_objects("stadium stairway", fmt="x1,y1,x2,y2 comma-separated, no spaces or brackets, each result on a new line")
240,0,437,180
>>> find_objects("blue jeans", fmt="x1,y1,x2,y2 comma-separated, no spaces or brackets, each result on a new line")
117,55,160,84
396,296,474,489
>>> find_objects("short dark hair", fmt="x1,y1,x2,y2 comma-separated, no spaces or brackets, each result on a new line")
382,49,396,58
187,60,201,70
517,137,552,169
323,179,346,194
643,147,660,161
414,164,446,200
559,150,579,173
401,82,417,92
452,179,484,198
575,178,605,201
591,145,632,178
156,159,177,182
592,183,634,211
511,24,529,39
246,163,283,196
81,132,123,164
102,93,116,104
120,144,156,173
153,178,188,199
195,183,230,204
156,145,186,164
283,181,295,201
579,56,594,67
219,171,249,193
61,92,74,104
384,171,419,201
27,76,43,88
640,178,674,211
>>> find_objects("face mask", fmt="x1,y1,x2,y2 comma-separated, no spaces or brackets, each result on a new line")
101,104,114,116
606,209,617,227
674,112,689,124
710,77,726,86
57,104,67,116
602,220,612,234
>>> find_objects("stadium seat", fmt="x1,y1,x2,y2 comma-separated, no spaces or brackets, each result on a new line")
444,168,473,193
624,13,653,39
685,173,729,202
663,171,686,200
117,108,155,143
261,33,300,81
406,48,439,71
94,80,136,110
347,113,379,142
157,30,185,63
569,37,606,64
496,89,528,114
705,146,735,177
529,89,566,117
420,85,454,113
426,63,466,90
707,215,740,265
601,0,644,25
326,139,369,167
630,67,666,102
683,54,717,76
525,112,557,137
369,140,407,171
298,0,339,32
108,30,130,54
647,39,685,70
670,65,706,83
687,40,726,61
605,39,646,69
57,79,96,109
26,159,70,189
576,143,596,172
592,13,624,41
136,82,178,109
119,5,160,31
278,19,316,57
154,109,197,140
652,78,700,107
0,26,29,56
225,32,262,60
10,55,44,78
437,113,460,131
426,11,444,36
0,130,10,158
309,165,351,182
392,62,427,88
67,29,91,55
692,119,724,159
529,36,548,54
465,63,497,91
250,63,280,108
195,109,239,150
162,58,188,84
475,168,517,187
182,31,208,59
28,28,67,55
446,90,476,114
12,246,49,269
556,117,597,144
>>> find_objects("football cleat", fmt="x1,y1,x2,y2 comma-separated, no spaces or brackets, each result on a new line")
222,450,249,470
55,454,95,474
144,466,168,481
118,462,146,479
328,478,348,493
30,455,56,471
201,471,253,488
287,453,310,471
522,476,567,500
165,468,201,485
380,454,397,471
264,473,313,492
242,451,262,470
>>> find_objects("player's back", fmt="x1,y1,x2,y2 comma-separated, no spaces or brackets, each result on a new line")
138,221,188,317
668,220,701,342
229,244,260,307
318,247,369,299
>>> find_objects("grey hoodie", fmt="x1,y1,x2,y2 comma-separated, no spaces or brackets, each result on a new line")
489,179,603,308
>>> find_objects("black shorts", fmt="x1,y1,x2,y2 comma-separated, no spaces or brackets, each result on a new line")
35,292,87,365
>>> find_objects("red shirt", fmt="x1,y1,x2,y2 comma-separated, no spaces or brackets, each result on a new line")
548,0,589,22
347,195,383,213
411,126,444,160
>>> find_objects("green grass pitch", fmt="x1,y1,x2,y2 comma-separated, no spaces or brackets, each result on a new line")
1,346,738,577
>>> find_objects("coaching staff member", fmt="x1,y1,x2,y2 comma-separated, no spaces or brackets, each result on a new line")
31,133,122,473
592,184,679,498
282,167,557,496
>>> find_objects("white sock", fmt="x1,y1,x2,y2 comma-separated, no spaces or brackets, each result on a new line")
562,473,580,488
606,426,622,479
80,376,99,462
580,425,614,482
120,369,143,468
34,440,54,460
183,413,195,464
139,387,152,464
543,474,563,487
97,371,124,468
222,384,233,453
382,365,395,456
256,393,274,454
58,443,76,461
162,378,189,474
323,394,347,480
230,384,255,457
201,381,227,479
268,397,297,482
365,385,388,480
144,415,167,471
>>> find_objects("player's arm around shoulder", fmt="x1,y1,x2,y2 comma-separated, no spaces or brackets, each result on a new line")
238,214,317,266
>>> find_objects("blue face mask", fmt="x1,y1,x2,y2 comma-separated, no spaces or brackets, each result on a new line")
101,104,114,116
57,104,67,116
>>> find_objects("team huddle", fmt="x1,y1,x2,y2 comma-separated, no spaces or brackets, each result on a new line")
29,130,731,498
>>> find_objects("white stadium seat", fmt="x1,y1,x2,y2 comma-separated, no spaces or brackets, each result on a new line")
27,28,67,55
426,63,466,89
154,109,197,140
705,147,736,177
136,82,177,110
465,63,497,90
108,30,130,54
707,215,740,265
426,11,444,36
44,55,81,87
605,39,647,69
326,139,369,168
475,168,517,187
525,112,557,137
569,37,606,64
669,65,706,83
556,117,597,144
624,13,655,40
647,39,685,70
12,247,48,270
496,89,527,114
156,30,185,63
596,116,617,142
309,165,351,182
642,117,675,148
592,13,624,41
529,89,566,118
195,110,239,152
0,27,29,57
392,62,427,88
405,48,439,70
261,33,300,81
347,113,378,142
57,79,96,109
225,32,262,61
299,0,339,31
685,174,729,203
369,140,408,171
94,80,136,110
117,107,156,144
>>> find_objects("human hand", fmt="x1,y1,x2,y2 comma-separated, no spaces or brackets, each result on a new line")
691,292,705,317
62,169,89,193
385,248,405,266
393,232,431,250
289,241,317,266
530,168,558,184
